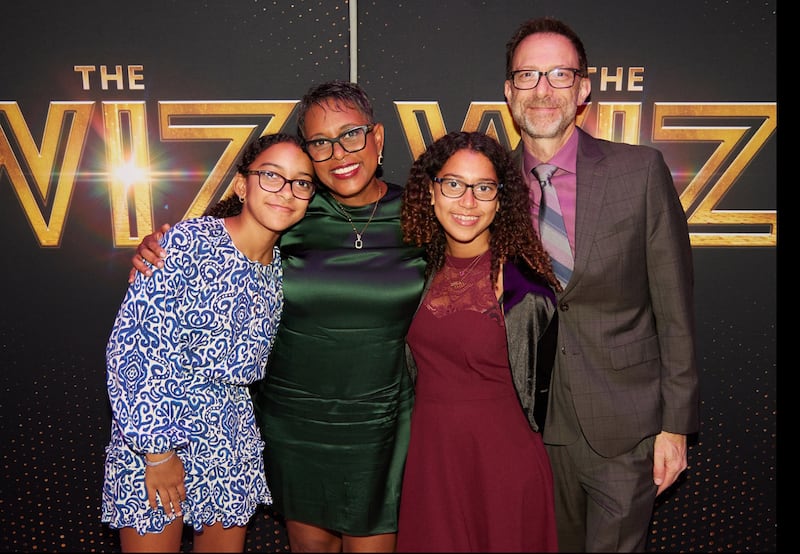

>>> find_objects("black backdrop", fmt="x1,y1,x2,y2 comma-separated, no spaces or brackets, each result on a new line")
0,1,777,551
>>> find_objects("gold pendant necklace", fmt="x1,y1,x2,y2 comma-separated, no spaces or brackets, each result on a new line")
448,250,487,289
332,186,383,249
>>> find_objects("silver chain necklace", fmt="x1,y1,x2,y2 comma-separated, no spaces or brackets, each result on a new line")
332,186,383,249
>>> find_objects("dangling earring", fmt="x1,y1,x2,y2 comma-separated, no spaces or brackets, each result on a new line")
239,196,245,204
378,151,384,166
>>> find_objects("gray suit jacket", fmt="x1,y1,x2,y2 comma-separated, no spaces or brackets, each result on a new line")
516,127,699,457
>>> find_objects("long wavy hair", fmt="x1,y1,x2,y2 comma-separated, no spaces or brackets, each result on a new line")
401,131,560,291
204,133,307,218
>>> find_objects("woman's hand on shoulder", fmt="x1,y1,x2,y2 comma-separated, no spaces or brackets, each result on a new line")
128,223,172,283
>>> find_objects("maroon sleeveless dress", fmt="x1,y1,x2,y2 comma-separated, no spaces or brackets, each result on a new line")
397,253,558,552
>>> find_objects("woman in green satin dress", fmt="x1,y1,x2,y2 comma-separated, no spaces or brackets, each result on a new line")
131,80,425,552
251,80,426,552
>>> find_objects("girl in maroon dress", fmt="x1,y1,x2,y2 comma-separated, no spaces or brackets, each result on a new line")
399,131,560,552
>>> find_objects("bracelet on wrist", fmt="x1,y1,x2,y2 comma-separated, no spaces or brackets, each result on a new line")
144,450,175,467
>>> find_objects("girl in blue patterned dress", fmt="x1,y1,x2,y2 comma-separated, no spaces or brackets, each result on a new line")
102,134,316,552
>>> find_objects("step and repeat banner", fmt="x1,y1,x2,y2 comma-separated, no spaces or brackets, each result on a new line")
0,1,776,551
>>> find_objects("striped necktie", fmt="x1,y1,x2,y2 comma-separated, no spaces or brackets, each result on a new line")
534,164,573,288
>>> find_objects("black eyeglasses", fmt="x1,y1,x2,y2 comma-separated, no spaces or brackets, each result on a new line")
509,67,583,90
432,177,503,202
246,170,316,200
303,125,374,162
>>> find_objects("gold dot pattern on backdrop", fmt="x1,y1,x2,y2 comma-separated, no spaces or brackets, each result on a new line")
0,319,776,552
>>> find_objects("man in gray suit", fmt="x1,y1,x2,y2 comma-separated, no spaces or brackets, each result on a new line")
503,17,699,552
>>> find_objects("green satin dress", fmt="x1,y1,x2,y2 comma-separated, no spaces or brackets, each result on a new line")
251,182,426,535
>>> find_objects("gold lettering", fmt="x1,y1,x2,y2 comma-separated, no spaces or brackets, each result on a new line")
128,65,145,90
462,102,519,149
74,65,95,90
599,67,624,92
0,101,94,246
628,67,644,92
0,99,775,249
594,103,642,144
103,102,153,247
158,101,297,220
394,100,775,247
585,67,645,92
395,101,520,158
652,102,777,246
393,102,448,160
396,101,618,155
73,65,145,90
100,65,125,91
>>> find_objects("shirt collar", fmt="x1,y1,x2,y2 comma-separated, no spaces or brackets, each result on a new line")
522,127,580,178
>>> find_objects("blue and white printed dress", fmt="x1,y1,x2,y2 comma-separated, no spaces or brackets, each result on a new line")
102,216,278,535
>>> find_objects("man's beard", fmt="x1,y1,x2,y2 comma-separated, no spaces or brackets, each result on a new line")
512,99,576,140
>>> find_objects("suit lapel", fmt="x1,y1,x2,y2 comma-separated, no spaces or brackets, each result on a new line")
572,128,609,292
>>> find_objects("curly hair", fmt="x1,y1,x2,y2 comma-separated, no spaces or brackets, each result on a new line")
401,131,560,291
204,132,307,218
296,80,375,139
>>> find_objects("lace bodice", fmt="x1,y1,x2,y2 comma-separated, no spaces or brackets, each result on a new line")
425,253,503,326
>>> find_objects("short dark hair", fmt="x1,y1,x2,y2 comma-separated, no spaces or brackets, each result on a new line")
505,17,588,78
296,80,375,139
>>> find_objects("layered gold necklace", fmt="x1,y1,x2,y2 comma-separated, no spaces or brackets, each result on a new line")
332,184,383,249
447,250,487,289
